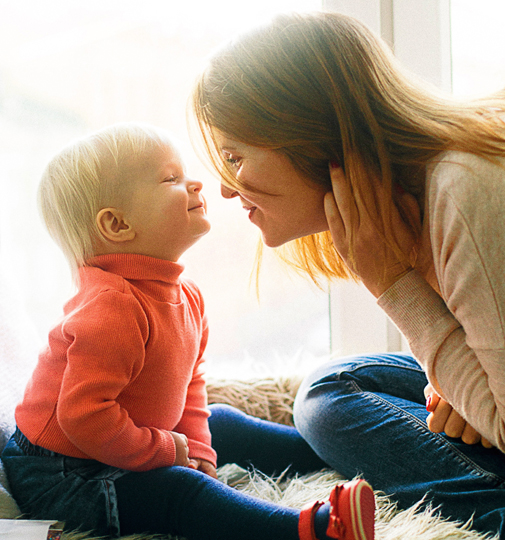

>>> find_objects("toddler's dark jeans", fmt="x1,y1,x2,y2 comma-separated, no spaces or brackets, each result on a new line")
1,404,325,538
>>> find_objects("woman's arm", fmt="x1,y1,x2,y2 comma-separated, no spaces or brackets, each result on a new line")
325,154,505,450
381,154,505,450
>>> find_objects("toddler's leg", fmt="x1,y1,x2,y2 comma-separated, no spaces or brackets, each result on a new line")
208,403,327,475
115,464,375,540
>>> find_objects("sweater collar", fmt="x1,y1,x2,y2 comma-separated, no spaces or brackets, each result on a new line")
85,253,185,285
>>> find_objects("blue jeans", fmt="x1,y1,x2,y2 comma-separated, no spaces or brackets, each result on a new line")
1,405,326,539
293,353,505,538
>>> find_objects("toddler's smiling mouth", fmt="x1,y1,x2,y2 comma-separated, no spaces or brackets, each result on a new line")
188,199,206,212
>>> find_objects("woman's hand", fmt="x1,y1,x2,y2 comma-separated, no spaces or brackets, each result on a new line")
324,163,419,297
424,384,493,448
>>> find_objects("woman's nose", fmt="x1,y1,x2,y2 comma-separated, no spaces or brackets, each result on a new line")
221,184,239,199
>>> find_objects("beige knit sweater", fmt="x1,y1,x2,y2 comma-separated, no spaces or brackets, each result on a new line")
378,151,505,452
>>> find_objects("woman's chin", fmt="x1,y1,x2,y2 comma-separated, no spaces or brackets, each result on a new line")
260,235,283,248
260,231,295,248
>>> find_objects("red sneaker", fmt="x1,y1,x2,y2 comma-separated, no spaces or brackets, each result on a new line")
298,479,375,540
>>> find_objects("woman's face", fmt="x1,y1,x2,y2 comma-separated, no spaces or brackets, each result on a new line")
214,133,329,247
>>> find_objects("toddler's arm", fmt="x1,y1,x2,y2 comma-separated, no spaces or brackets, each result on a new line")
56,290,179,471
171,289,217,469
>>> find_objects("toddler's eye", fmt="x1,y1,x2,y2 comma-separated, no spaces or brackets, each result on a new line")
163,175,178,183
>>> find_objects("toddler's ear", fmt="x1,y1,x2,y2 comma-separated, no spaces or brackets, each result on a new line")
96,208,136,243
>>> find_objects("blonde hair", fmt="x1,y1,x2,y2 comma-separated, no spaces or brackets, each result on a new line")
191,11,505,284
38,122,172,278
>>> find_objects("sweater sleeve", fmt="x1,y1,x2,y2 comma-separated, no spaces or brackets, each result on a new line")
378,154,505,451
174,356,217,467
173,286,217,467
57,290,178,471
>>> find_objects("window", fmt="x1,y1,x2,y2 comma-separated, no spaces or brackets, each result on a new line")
451,0,505,98
0,0,325,376
2,1,503,374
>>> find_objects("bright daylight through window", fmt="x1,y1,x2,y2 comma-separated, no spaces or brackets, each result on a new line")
0,0,325,376
0,0,504,374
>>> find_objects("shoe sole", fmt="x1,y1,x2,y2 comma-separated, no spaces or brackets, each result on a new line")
339,479,375,540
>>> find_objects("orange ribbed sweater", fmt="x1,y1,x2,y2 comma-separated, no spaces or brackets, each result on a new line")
16,253,217,472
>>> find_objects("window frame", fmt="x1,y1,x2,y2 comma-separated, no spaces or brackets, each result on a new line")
323,0,452,355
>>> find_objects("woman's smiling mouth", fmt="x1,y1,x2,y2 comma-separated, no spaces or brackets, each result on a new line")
242,204,257,220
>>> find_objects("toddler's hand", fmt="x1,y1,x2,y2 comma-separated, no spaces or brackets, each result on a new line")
188,458,218,479
170,431,190,466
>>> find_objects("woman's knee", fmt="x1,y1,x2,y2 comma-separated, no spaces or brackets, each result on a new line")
294,355,371,406
293,358,354,440
293,353,417,438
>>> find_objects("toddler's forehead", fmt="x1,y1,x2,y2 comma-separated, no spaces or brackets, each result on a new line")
124,139,179,168
153,140,182,163
125,142,185,185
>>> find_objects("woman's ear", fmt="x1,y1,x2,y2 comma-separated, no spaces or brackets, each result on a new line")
96,208,136,243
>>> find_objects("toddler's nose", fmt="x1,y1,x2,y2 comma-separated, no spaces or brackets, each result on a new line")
187,178,203,192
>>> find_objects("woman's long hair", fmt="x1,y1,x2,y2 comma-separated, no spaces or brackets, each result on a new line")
191,11,505,283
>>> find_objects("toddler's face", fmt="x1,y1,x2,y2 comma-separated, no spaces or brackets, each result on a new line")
124,141,211,261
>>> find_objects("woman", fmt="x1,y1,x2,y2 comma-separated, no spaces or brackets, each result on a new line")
191,10,505,538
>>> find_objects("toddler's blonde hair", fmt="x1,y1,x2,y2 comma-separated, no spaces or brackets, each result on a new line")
38,122,172,278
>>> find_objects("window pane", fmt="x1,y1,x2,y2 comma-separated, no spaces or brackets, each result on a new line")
451,0,505,97
0,0,327,374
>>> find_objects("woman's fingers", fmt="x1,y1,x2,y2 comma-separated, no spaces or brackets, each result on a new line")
423,383,434,399
460,423,482,445
324,164,353,238
481,437,494,449
324,191,345,240
324,164,355,261
325,162,416,297
426,394,494,448
427,396,467,439
444,409,469,439
424,383,441,412
328,163,354,216
426,398,453,433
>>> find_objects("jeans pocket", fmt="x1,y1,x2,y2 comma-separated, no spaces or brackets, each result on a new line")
63,456,122,480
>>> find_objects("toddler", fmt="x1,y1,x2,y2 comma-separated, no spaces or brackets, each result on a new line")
1,123,375,540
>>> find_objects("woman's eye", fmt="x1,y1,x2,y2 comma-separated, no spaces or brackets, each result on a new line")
225,157,241,168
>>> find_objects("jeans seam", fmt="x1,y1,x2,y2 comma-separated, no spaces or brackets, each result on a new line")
335,362,425,381
360,385,505,486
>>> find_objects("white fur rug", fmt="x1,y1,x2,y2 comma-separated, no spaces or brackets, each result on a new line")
56,376,498,540
60,465,496,540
